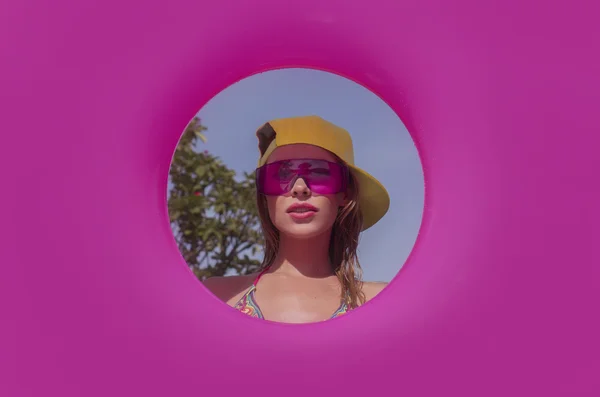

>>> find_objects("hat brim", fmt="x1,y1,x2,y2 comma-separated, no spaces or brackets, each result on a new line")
347,164,390,231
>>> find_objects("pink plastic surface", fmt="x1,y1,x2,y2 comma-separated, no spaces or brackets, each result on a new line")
1,1,599,396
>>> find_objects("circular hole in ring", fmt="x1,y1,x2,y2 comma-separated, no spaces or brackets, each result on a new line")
167,67,424,324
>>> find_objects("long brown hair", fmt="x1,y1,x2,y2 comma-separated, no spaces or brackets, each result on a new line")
255,155,366,309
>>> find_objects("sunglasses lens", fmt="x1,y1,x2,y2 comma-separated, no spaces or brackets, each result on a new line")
256,159,346,195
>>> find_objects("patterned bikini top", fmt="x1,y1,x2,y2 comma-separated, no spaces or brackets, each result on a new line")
233,268,350,320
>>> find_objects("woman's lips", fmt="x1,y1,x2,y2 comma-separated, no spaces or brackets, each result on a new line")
287,203,318,219
288,210,317,220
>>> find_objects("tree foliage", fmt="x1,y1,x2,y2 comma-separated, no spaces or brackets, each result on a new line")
168,117,263,280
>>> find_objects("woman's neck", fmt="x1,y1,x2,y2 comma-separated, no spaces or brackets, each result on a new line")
267,230,334,278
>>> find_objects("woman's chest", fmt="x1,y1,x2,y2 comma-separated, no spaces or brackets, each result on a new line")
253,285,344,323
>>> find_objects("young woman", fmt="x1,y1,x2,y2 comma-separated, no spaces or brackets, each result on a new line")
203,115,391,324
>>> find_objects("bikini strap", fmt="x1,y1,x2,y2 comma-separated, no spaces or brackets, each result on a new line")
253,266,270,287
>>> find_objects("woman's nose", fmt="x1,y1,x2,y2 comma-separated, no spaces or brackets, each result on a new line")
291,178,311,197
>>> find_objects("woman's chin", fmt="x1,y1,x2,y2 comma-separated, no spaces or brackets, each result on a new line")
278,223,331,240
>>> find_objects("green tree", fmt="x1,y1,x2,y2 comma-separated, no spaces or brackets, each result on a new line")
168,117,263,280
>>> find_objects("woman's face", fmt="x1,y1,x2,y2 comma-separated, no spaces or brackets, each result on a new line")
264,144,347,240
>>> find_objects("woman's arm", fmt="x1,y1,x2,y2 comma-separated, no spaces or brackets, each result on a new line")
202,275,254,305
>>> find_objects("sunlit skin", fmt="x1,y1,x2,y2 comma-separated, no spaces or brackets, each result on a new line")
203,144,387,323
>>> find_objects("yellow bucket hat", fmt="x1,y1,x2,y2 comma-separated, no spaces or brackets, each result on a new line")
255,115,390,231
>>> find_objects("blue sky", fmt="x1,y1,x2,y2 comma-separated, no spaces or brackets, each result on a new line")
185,68,424,282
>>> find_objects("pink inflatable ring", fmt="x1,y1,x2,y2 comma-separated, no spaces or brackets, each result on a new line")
1,1,599,396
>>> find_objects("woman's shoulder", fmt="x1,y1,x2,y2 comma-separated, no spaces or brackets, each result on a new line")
362,281,388,302
202,273,257,304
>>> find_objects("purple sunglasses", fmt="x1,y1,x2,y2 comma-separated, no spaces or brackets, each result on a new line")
256,158,349,196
